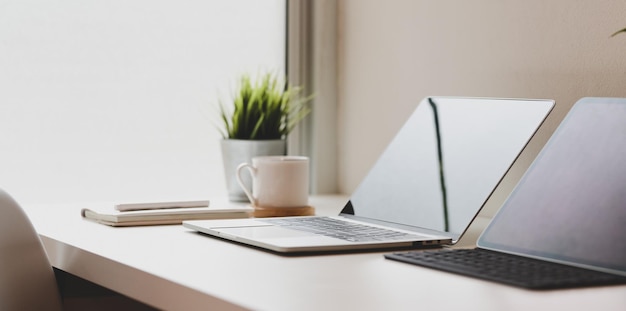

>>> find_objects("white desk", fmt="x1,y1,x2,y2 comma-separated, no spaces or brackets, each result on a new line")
24,196,626,311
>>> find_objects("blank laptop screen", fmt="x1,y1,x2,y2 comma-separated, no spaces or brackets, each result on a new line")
479,97,626,276
341,97,554,240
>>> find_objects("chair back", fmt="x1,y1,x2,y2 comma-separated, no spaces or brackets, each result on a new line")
0,189,62,311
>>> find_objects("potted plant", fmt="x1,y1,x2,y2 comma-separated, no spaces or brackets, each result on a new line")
218,72,311,202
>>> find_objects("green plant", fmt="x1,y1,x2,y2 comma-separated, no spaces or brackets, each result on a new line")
218,72,311,140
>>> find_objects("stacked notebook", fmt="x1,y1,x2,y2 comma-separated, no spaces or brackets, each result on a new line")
82,200,251,226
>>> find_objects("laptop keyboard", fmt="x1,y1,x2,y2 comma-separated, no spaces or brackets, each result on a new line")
261,217,423,242
385,248,626,290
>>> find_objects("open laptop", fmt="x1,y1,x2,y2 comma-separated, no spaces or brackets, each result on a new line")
184,97,554,253
386,97,626,289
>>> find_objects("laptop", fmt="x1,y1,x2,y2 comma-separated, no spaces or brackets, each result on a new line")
386,97,626,289
184,97,554,253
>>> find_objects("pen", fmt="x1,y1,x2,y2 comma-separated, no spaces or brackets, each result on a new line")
115,200,210,212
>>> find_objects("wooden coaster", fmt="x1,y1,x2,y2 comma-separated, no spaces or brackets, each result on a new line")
251,205,315,218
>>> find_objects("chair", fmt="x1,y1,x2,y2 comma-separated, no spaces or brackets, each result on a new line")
0,188,63,311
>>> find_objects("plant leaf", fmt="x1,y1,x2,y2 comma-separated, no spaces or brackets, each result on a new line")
611,27,626,37
216,71,313,140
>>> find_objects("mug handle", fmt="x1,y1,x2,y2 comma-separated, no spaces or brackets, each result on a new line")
236,163,257,206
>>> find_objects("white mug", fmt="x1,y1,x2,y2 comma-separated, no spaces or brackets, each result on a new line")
236,156,309,208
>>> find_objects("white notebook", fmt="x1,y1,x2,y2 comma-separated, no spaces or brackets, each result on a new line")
82,203,251,227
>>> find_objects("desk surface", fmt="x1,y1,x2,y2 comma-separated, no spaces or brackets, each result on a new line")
25,196,626,311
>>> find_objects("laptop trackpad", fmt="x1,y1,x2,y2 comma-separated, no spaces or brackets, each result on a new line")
215,226,346,247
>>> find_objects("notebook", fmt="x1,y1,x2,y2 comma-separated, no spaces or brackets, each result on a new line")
184,97,554,253
81,203,251,227
386,97,626,289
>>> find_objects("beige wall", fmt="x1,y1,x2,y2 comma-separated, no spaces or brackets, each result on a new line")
336,0,626,213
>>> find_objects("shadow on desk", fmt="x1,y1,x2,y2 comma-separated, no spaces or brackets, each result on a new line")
54,269,157,311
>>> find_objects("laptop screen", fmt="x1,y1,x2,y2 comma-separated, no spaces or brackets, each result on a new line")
341,97,554,241
478,97,626,276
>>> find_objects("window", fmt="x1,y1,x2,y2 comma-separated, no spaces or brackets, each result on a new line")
0,0,286,204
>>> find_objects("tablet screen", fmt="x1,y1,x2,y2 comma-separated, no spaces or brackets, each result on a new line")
479,98,626,276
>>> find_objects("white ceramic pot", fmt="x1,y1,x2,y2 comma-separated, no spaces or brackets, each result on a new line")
220,139,286,202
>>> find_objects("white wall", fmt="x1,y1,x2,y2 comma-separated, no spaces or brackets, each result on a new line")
0,0,285,204
337,0,626,214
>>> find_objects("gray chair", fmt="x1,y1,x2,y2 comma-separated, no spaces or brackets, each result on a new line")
0,188,63,311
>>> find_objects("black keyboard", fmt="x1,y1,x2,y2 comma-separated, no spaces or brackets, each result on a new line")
385,248,626,290
262,217,423,242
